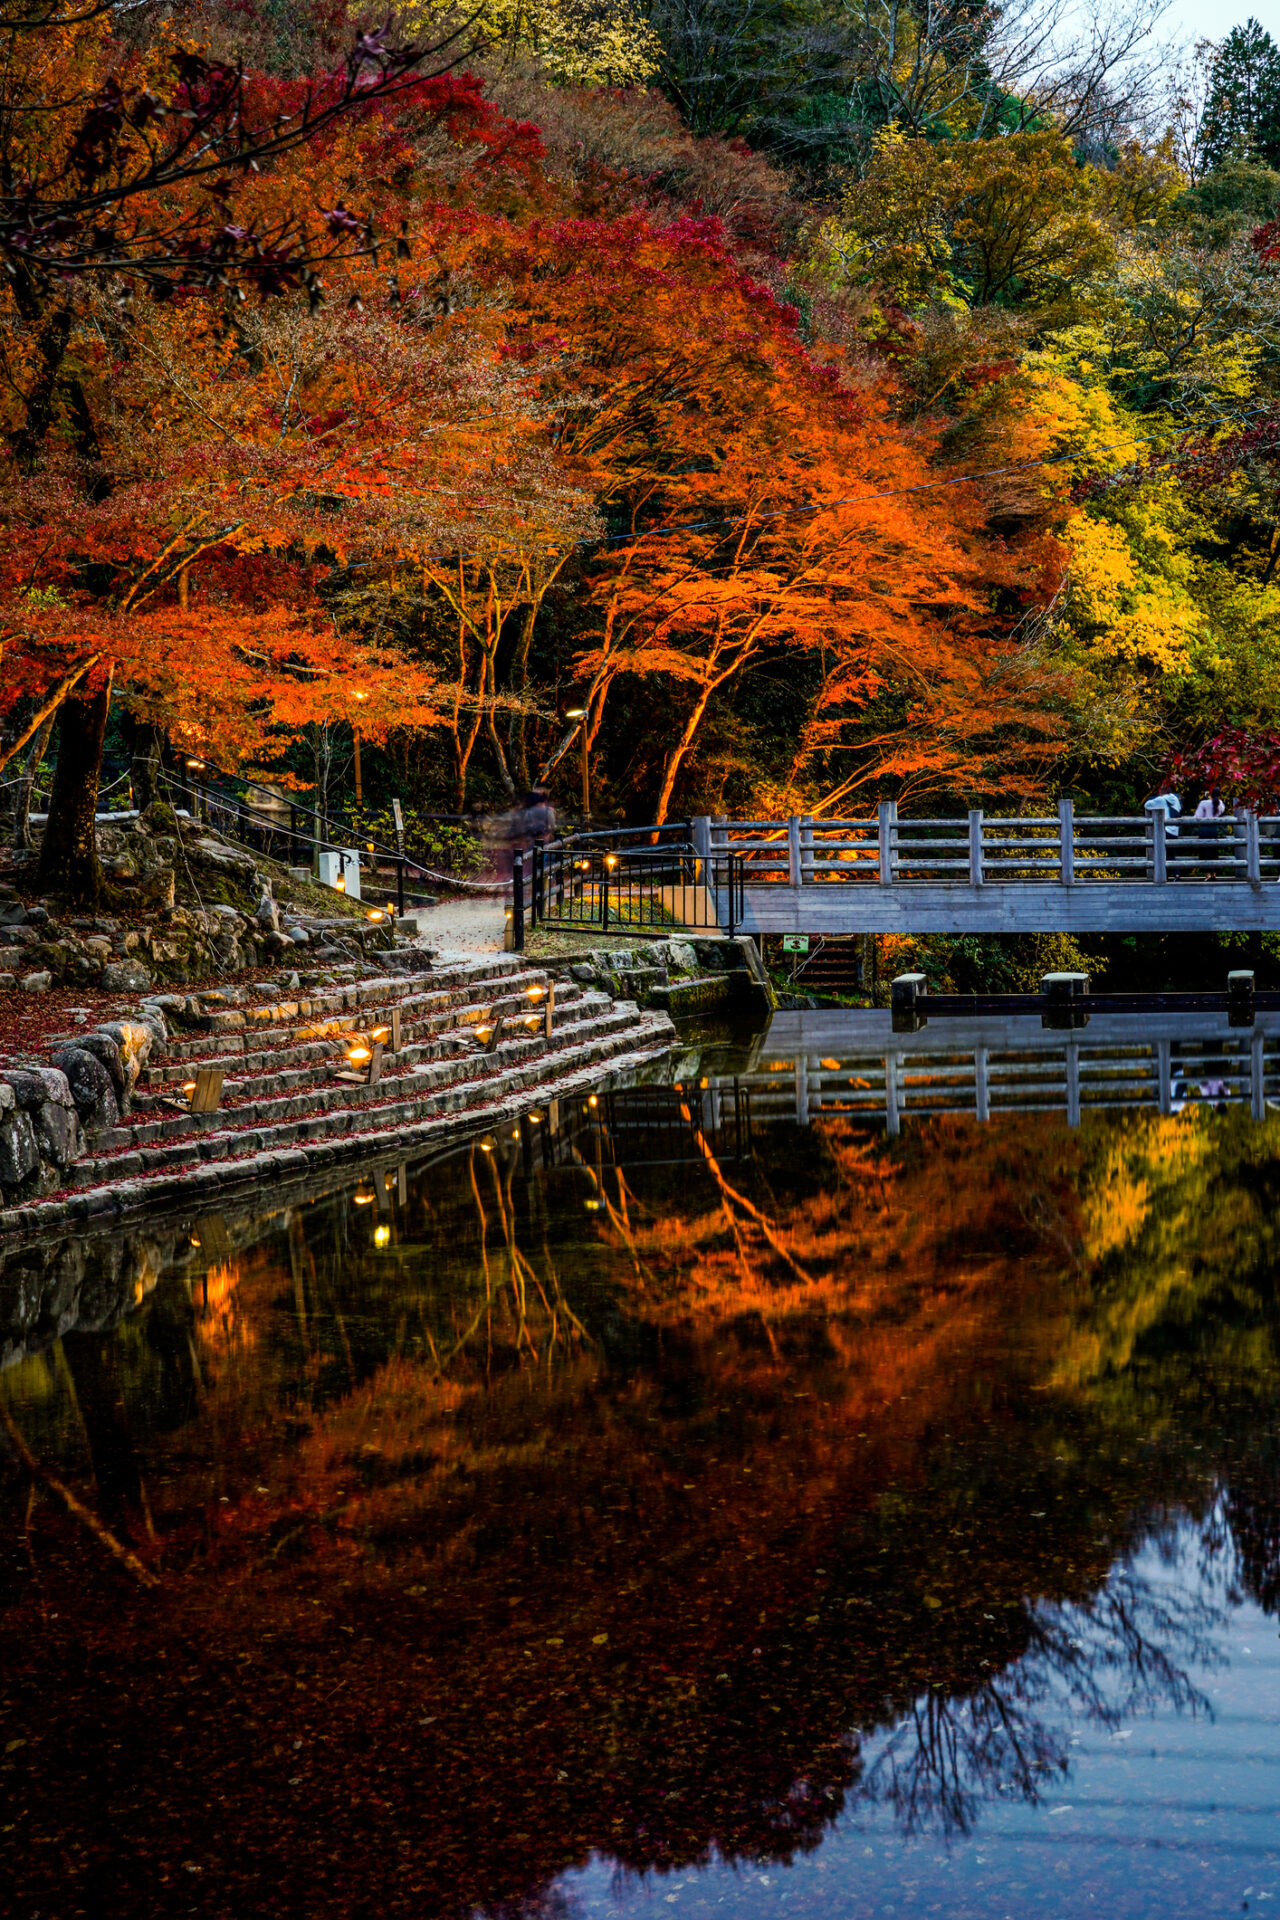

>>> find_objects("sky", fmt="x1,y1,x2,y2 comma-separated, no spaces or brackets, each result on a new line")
1151,0,1261,46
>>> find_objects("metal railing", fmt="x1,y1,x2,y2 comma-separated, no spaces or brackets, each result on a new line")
514,839,743,948
708,801,1280,887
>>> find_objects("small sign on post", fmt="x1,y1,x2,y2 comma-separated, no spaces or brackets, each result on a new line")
391,798,405,852
190,1067,225,1114
782,935,810,954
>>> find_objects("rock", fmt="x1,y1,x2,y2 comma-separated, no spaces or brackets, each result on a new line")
101,959,153,992
75,1032,125,1101
0,973,14,990
50,1046,120,1132
255,890,280,933
0,1109,40,1187
261,929,289,955
134,867,175,911
0,1067,74,1111
20,971,52,992
33,1098,79,1168
98,1020,155,1100
287,925,310,945
24,905,49,927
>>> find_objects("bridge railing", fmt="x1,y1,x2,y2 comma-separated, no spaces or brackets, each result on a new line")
707,801,1280,886
728,1026,1276,1132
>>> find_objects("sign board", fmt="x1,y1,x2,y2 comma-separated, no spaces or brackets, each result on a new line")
391,797,405,852
782,935,810,954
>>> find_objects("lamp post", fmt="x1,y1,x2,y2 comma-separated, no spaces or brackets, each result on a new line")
566,706,588,821
352,690,368,807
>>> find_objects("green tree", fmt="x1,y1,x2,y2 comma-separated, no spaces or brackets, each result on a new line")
1200,19,1280,171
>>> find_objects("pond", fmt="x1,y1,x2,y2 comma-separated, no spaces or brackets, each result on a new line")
3,1012,1280,1918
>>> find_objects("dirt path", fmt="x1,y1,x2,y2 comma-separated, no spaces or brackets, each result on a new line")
415,893,508,956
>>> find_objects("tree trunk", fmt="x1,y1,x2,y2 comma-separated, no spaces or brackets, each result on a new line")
10,711,55,852
129,721,164,811
35,670,112,904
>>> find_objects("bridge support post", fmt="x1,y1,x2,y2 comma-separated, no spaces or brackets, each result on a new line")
878,800,897,885
1152,808,1167,884
692,815,712,883
1058,799,1074,885
1247,810,1262,889
1228,970,1256,1028
1042,971,1089,1030
787,816,801,887
1066,1042,1081,1127
1252,1028,1266,1122
891,971,927,1033
968,809,984,886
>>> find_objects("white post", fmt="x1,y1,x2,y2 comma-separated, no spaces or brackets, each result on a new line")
1066,1042,1081,1128
787,815,801,887
1153,808,1167,885
968,808,984,887
1248,809,1262,889
878,800,896,886
1058,798,1074,885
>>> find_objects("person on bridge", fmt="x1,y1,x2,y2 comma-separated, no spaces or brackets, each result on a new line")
1193,787,1227,875
1144,785,1183,836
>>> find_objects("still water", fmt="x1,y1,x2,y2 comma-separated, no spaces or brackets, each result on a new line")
4,1017,1280,1918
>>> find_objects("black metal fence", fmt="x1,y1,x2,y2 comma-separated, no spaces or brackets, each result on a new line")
513,840,743,948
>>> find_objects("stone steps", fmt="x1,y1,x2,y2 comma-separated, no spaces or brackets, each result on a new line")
10,1008,673,1233
83,995,627,1163
0,947,677,1235
139,968,583,1090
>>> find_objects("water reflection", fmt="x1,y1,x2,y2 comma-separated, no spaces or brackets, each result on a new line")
3,1039,1280,1915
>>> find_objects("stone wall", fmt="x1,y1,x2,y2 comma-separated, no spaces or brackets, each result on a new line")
550,935,775,1018
0,1011,165,1204
3,806,393,993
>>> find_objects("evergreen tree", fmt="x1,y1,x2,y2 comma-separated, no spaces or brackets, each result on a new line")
1200,18,1280,171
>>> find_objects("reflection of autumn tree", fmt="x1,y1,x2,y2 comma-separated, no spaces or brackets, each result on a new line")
2,1105,1279,1917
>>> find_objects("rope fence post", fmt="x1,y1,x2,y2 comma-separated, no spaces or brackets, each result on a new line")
512,850,525,953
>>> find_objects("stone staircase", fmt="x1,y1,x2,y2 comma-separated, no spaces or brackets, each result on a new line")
0,953,674,1237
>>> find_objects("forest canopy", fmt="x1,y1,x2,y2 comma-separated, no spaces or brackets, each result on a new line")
0,0,1279,899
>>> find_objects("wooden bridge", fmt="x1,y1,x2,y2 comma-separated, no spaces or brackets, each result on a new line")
692,803,1280,935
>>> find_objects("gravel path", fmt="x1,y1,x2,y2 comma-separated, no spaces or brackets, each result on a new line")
415,894,508,956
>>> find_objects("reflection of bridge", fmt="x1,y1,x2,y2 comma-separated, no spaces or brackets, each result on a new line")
693,805,1280,935
696,1009,1280,1135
